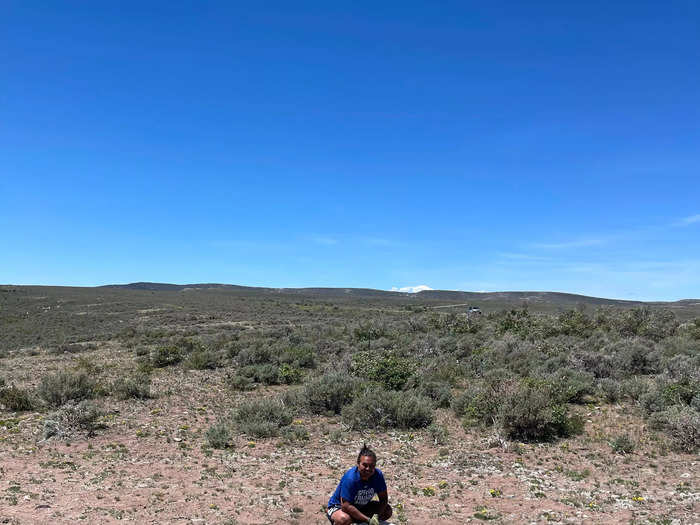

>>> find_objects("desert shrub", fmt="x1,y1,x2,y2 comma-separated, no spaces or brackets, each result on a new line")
547,368,595,404
568,350,616,379
692,394,700,412
597,378,623,403
354,321,387,341
427,422,449,445
651,406,700,453
225,372,256,391
302,373,359,415
238,364,280,385
0,377,5,389
603,307,679,341
49,343,94,355
42,400,103,439
610,338,660,377
237,345,275,366
111,373,151,400
610,433,636,454
497,381,583,441
37,370,98,408
151,344,183,368
416,380,453,408
556,309,594,337
279,345,316,368
640,389,667,415
281,424,310,444
278,364,302,384
350,351,415,390
133,346,149,357
0,384,35,411
185,350,222,370
206,421,233,449
231,396,293,438
342,387,433,430
619,376,652,401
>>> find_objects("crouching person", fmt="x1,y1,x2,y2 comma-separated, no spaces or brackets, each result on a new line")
327,444,392,525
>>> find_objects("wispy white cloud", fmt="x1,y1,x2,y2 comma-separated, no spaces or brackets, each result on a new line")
391,284,433,293
531,238,605,249
676,214,700,226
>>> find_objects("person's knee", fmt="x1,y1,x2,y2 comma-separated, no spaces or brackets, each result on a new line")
331,510,352,525
380,504,393,520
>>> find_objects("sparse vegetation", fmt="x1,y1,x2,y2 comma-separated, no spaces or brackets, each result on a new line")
1,285,699,522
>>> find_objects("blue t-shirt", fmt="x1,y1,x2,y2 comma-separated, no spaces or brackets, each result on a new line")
328,466,387,508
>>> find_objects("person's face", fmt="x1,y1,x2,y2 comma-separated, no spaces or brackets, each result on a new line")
357,455,376,481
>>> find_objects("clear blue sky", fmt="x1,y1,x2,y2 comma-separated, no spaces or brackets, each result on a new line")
2,1,699,300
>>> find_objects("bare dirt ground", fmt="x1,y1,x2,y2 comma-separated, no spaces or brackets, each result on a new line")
1,344,698,525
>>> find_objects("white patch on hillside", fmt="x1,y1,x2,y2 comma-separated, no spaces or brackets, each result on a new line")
391,285,433,293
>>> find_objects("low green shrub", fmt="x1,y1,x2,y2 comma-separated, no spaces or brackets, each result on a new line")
610,433,636,454
597,378,622,403
0,384,35,411
278,364,302,384
427,422,449,445
302,373,359,415
239,364,280,385
151,345,183,368
279,345,316,368
206,421,233,449
497,380,583,441
231,397,293,438
185,350,222,370
350,351,415,390
341,387,433,430
416,380,453,408
37,370,98,408
281,424,310,444
42,400,103,439
111,373,151,400
652,406,700,453
225,372,256,391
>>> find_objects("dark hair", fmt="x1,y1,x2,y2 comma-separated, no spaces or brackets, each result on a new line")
357,443,376,464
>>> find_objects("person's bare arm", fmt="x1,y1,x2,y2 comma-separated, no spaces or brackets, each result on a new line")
376,490,389,516
340,498,370,523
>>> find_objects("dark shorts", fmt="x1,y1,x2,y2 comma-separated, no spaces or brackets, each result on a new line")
326,501,384,523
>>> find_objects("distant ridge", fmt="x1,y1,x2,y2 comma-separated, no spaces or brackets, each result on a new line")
98,282,695,307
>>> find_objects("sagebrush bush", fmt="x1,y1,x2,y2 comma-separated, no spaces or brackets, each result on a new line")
225,372,256,391
111,373,151,400
427,422,449,445
342,387,433,430
231,396,293,438
238,364,280,385
350,351,415,390
597,378,623,403
547,368,595,404
302,373,359,415
416,380,453,408
279,345,316,368
43,400,103,439
237,345,274,366
497,381,583,441
185,350,222,370
151,345,183,368
281,424,310,444
610,433,636,454
654,406,700,453
206,421,233,449
0,384,35,411
37,370,98,408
